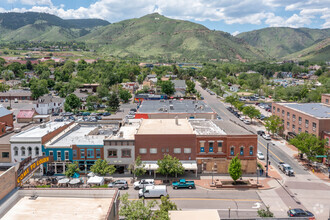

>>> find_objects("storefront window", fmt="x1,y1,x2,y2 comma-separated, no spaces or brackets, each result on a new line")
87,149,94,158
81,149,85,158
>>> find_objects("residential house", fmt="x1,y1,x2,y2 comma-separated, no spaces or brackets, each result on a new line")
229,84,240,92
171,80,186,97
33,95,64,115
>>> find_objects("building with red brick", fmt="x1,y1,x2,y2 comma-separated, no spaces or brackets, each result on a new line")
0,107,13,135
272,102,330,138
321,94,330,105
17,109,37,123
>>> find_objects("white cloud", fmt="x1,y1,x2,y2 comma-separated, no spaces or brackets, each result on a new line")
1,0,330,29
232,31,240,36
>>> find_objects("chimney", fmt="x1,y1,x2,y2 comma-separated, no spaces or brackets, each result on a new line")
170,105,174,110
175,116,179,125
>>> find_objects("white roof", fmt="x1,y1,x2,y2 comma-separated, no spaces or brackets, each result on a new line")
142,161,197,170
87,176,104,185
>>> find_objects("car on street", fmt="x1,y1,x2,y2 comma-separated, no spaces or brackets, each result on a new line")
257,130,265,136
287,208,315,219
14,98,18,103
103,112,111,116
172,179,195,189
5,98,8,102
243,119,251,125
257,151,265,160
134,179,155,190
52,112,59,116
82,112,91,116
239,116,245,121
262,134,271,140
54,118,64,122
108,180,128,190
279,163,295,176
138,185,168,198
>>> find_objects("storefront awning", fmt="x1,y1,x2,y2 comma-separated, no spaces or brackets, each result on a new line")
142,161,197,171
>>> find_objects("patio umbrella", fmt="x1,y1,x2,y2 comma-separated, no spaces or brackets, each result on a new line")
58,178,70,184
87,172,95,177
69,179,80,185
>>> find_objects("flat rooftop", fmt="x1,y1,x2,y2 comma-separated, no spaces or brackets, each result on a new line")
137,119,193,135
137,100,215,114
278,103,330,119
213,120,254,135
107,119,141,140
189,119,226,135
11,122,70,140
47,124,108,147
169,210,220,220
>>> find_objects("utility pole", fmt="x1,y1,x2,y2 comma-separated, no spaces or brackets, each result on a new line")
266,142,269,177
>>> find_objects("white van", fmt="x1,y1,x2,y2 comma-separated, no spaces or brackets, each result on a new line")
138,185,168,198
133,179,155,190
14,98,18,103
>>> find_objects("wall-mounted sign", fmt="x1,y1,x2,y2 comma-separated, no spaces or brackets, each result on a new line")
16,156,53,186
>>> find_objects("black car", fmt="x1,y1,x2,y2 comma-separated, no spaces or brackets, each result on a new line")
52,112,59,116
54,118,64,122
257,130,265,136
288,209,314,219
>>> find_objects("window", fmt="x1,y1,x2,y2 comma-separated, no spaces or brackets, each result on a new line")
230,146,235,156
326,138,329,146
57,151,61,161
240,147,244,156
139,148,147,154
292,114,296,121
287,122,290,128
73,150,77,158
150,148,157,154
87,149,94,158
305,130,308,134
2,152,9,158
81,149,85,158
65,151,69,160
28,147,32,156
209,142,214,152
184,148,191,154
108,149,117,157
312,122,316,131
287,112,290,119
174,148,181,154
96,149,101,158
282,110,285,116
14,147,18,156
161,148,165,153
217,141,223,152
249,146,253,156
277,108,280,112
35,147,39,156
21,147,26,156
326,99,329,104
273,106,275,111
122,149,131,157
200,141,205,153
292,124,295,131
49,151,53,157
305,119,309,128
298,127,302,133
298,117,302,124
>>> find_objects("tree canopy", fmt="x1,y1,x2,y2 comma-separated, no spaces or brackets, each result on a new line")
265,115,283,136
90,159,116,176
129,156,146,180
65,162,80,177
228,155,242,183
157,154,184,180
161,80,175,96
242,106,260,122
64,93,81,112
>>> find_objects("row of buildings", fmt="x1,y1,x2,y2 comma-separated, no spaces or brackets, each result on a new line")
6,116,257,175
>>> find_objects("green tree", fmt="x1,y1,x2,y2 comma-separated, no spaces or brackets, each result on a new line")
119,89,132,103
108,92,120,111
90,159,116,176
228,155,242,184
233,101,245,112
65,162,80,177
154,195,178,220
26,60,33,70
97,84,109,98
265,115,283,136
200,80,207,89
161,80,175,96
157,154,184,181
119,193,157,220
1,70,15,80
257,206,274,217
225,96,238,107
129,156,146,181
30,79,49,99
0,83,9,92
186,80,196,94
289,133,326,162
64,94,81,112
242,105,261,123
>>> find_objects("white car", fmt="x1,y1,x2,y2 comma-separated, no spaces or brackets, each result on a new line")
239,116,245,121
257,151,265,160
262,134,271,140
134,179,155,190
243,119,251,125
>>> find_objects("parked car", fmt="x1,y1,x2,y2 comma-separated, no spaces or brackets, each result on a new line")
243,119,251,125
257,130,265,136
172,179,195,189
257,151,265,160
52,112,59,116
14,98,18,103
5,98,8,102
287,209,314,219
82,112,91,116
262,134,271,140
96,116,102,120
0,99,3,102
279,163,295,176
134,179,155,190
138,185,168,198
108,180,128,190
91,112,97,116
54,118,63,122
216,115,221,120
239,116,245,121
130,108,137,112
103,112,111,116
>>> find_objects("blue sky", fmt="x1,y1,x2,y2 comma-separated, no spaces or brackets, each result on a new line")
1,0,329,35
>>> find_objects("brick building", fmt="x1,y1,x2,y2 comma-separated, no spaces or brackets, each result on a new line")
272,102,330,138
0,90,32,101
17,109,37,123
0,107,13,135
321,94,330,105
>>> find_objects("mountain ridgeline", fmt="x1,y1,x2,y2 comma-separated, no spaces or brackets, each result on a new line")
0,12,329,61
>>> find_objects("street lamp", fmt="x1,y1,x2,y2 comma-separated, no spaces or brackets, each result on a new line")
212,162,216,184
257,167,259,184
266,143,269,177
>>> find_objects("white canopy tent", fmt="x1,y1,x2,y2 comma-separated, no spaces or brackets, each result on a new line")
142,161,198,177
58,178,70,184
87,176,104,185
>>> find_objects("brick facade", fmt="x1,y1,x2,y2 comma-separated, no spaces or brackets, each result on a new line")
0,112,14,134
0,166,16,200
321,94,330,105
41,121,74,144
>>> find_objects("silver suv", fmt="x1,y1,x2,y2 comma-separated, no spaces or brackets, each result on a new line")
108,180,128,190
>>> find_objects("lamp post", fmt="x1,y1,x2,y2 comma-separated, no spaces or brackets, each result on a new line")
212,162,216,184
257,167,259,184
266,143,269,178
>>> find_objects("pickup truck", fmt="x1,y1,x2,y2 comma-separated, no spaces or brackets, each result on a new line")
172,179,195,189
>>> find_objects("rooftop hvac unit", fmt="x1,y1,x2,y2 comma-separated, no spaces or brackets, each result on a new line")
170,105,174,110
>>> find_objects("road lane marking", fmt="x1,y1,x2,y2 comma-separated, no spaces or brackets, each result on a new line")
258,141,283,162
129,198,261,202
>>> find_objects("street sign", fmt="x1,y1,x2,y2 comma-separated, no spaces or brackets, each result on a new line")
315,155,328,158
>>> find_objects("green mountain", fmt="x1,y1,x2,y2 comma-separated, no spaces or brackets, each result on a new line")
0,12,110,42
283,38,330,61
80,13,264,61
236,27,330,59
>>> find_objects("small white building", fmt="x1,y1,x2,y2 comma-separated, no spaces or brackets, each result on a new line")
229,84,240,92
103,119,142,173
33,95,64,115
